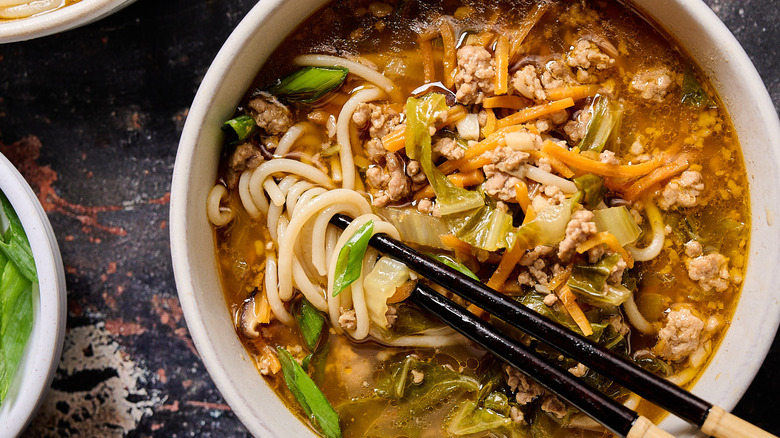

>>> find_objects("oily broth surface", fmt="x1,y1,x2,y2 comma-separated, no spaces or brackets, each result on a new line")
214,0,749,436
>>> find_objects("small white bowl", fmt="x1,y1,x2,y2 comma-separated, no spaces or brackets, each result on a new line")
170,1,780,436
0,0,135,44
0,153,67,437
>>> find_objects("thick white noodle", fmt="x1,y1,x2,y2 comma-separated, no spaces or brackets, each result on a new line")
622,294,654,335
274,123,306,156
264,254,293,326
277,190,373,303
267,177,298,242
370,329,465,348
524,164,579,193
264,179,286,207
311,204,365,276
247,159,334,216
0,0,58,19
206,184,234,227
337,87,386,190
238,169,261,219
293,54,395,95
285,180,314,214
626,198,665,261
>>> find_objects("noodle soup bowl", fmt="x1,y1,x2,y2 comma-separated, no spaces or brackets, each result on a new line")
170,0,780,436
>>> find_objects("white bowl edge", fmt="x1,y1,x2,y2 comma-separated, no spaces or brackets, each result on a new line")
0,153,67,437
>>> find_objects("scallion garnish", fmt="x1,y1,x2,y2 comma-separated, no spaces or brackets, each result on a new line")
332,220,374,296
270,66,349,103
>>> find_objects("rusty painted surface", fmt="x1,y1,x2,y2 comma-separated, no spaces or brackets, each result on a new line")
0,0,775,436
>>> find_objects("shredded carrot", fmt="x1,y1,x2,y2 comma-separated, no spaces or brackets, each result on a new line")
466,303,487,318
440,234,473,254
487,235,531,291
439,21,457,88
622,155,690,201
388,280,416,304
381,125,406,152
496,98,575,130
509,2,549,59
528,150,575,179
514,181,531,213
419,35,436,84
482,108,497,137
576,231,635,268
260,345,282,374
556,285,593,336
541,141,666,178
381,106,468,153
483,95,527,110
414,169,485,200
521,206,536,225
257,290,272,324
547,264,573,292
459,155,494,172
473,31,496,47
494,35,510,95
545,84,601,102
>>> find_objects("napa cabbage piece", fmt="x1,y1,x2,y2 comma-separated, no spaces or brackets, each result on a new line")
593,206,641,246
567,253,632,306
363,256,411,330
375,207,449,249
573,174,604,209
447,401,513,435
446,205,515,252
513,197,579,248
681,67,713,109
578,94,623,153
405,93,484,215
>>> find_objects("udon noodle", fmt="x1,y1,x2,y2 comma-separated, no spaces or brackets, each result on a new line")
208,0,750,436
0,0,80,20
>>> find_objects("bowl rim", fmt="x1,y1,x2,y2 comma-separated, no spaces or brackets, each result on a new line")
0,153,67,436
0,0,135,44
170,0,780,436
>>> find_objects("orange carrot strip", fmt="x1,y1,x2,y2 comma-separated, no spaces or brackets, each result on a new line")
483,95,527,110
440,21,457,88
414,169,485,200
445,105,468,125
381,125,406,152
440,234,473,254
622,155,690,201
466,303,487,318
459,155,493,172
521,206,536,225
487,235,531,291
557,285,593,336
494,35,510,95
509,2,549,59
496,98,575,130
514,181,530,213
482,108,497,137
419,35,436,84
541,141,666,178
546,264,573,292
576,231,635,268
259,345,282,374
257,290,272,324
528,150,575,179
545,84,601,102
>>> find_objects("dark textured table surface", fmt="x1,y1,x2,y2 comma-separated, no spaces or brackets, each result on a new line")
0,0,777,436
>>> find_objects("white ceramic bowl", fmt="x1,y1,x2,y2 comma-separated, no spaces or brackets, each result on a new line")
170,1,780,436
0,153,67,437
0,0,135,44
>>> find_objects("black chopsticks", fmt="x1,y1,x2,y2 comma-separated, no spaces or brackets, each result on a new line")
329,213,777,438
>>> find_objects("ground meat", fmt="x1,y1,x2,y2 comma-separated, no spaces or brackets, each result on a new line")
411,369,424,384
365,138,387,162
352,102,401,139
558,209,598,261
658,170,705,210
432,137,466,160
366,153,411,207
368,2,392,17
490,146,530,173
608,255,628,283
339,308,357,331
530,185,566,214
685,240,703,258
454,45,496,105
630,68,674,101
534,109,570,134
225,142,264,188
543,293,558,306
505,365,545,405
568,363,589,377
566,39,616,83
608,314,631,337
541,395,567,419
385,305,398,328
509,406,526,424
655,308,705,362
541,59,569,89
247,92,294,135
563,109,593,144
686,252,731,292
483,164,521,202
599,150,620,165
512,65,546,100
